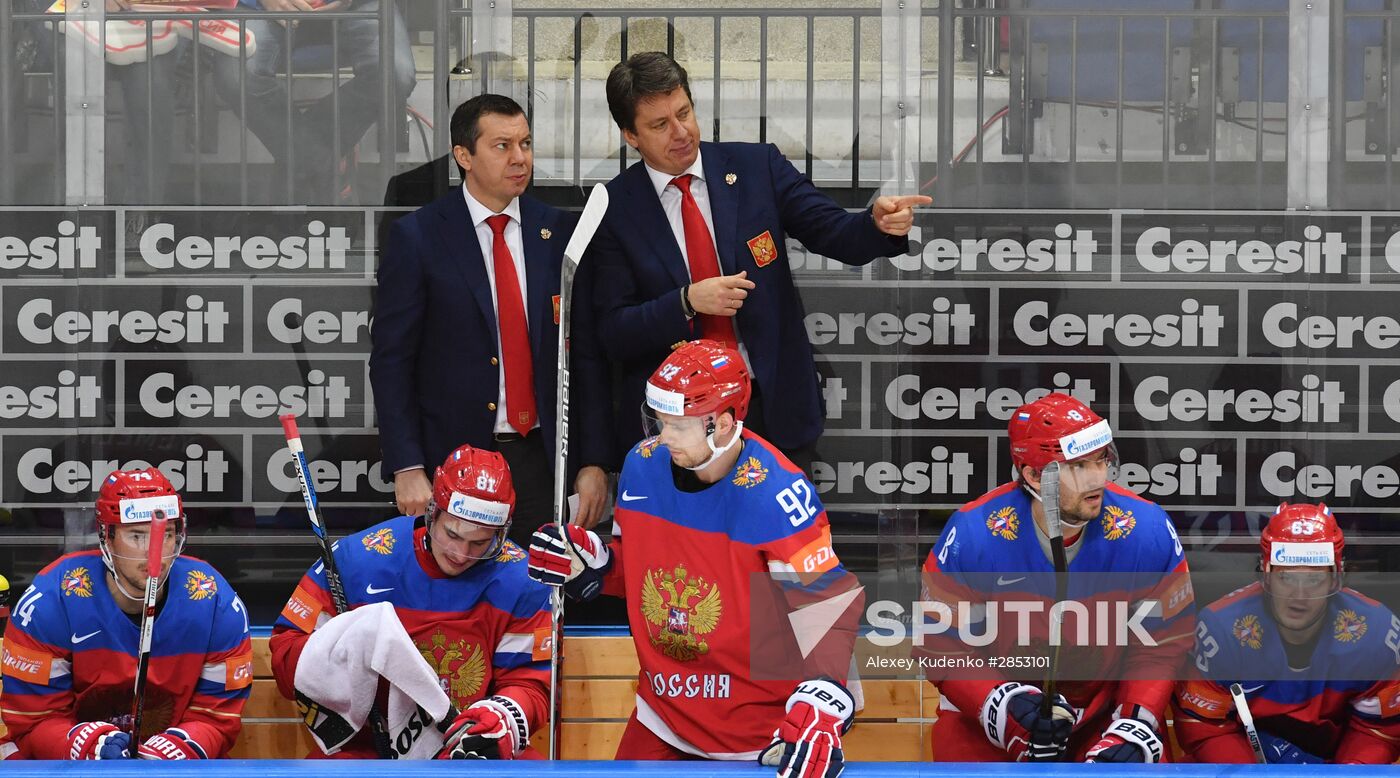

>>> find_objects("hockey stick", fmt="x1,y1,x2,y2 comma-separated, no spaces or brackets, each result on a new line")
546,183,610,759
280,414,393,759
1039,460,1068,734
131,512,169,743
1230,682,1268,764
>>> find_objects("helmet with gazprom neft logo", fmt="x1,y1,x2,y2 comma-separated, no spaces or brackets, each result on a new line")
430,444,515,561
1008,392,1113,472
1261,502,1344,573
644,339,751,422
96,468,183,527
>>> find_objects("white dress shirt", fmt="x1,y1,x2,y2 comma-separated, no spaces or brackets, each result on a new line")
462,183,537,436
642,151,748,356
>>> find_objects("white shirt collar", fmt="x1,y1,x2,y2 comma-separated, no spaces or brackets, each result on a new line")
643,149,706,199
461,183,522,228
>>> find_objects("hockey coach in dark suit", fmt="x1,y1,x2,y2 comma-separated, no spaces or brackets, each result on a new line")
586,51,930,473
371,94,611,540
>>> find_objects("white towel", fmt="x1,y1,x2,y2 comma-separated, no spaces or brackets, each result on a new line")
294,601,452,759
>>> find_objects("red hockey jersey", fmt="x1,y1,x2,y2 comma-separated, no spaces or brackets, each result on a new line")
603,430,861,759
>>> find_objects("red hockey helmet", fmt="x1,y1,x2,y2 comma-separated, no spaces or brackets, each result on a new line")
1008,392,1113,472
430,444,515,561
96,467,183,527
645,339,751,422
1261,502,1344,572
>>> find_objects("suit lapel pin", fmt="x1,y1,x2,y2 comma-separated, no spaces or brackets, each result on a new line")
725,173,737,185
540,228,552,240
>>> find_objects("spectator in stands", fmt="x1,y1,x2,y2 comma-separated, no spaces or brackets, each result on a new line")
213,0,416,203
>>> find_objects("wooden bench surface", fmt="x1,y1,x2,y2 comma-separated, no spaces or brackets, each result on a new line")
2,635,937,760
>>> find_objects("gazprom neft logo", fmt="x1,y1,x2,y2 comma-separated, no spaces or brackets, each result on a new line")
445,491,510,527
1060,420,1112,458
118,495,181,524
645,383,685,415
1270,542,1335,567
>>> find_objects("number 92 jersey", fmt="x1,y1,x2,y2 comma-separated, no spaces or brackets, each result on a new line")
609,429,854,760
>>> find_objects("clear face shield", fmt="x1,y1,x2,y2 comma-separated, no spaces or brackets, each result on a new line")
1263,568,1341,600
1025,443,1121,529
99,513,186,600
640,402,743,471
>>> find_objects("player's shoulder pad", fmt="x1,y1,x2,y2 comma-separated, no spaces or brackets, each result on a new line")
1101,484,1182,554
726,434,822,544
167,555,238,607
488,542,551,612
624,435,665,470
342,515,414,565
31,550,104,601
1202,581,1265,618
926,484,1025,571
1332,589,1398,661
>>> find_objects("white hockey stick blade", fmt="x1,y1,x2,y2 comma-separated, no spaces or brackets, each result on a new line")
1230,683,1268,764
563,183,609,269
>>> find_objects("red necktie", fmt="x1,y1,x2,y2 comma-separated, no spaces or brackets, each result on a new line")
486,214,536,436
671,174,737,349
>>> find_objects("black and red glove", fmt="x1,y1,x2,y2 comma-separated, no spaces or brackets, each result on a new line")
436,696,529,760
527,523,611,601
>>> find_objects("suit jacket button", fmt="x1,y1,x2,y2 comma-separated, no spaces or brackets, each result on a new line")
487,402,497,411
490,357,499,366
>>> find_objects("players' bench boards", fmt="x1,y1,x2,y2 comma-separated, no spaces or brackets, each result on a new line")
0,635,936,760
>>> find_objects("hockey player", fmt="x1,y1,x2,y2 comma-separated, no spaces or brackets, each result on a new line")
1173,503,1400,764
920,392,1193,763
270,444,551,759
0,468,252,760
528,339,863,777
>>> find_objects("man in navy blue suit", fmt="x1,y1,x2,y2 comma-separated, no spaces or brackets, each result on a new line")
370,94,610,542
587,52,930,473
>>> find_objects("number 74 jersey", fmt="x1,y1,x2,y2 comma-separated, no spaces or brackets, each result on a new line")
603,429,861,760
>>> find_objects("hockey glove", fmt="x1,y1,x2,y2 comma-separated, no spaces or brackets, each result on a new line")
757,678,855,778
981,682,1077,762
1084,715,1164,763
67,722,132,760
527,524,611,601
1257,731,1323,765
437,696,529,760
137,727,208,760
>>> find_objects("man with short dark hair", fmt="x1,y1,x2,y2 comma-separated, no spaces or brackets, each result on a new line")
370,94,611,543
586,51,930,472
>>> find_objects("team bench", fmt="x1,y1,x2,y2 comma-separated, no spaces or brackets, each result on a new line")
0,635,936,760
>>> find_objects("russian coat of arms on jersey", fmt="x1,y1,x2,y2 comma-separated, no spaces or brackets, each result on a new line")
417,630,487,706
185,570,218,601
362,527,396,555
1233,614,1263,649
637,436,661,458
1102,505,1136,541
986,506,1019,541
1334,609,1367,643
641,565,722,662
732,456,768,488
61,567,93,597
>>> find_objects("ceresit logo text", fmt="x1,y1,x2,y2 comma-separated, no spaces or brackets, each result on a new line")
0,221,102,270
138,221,351,270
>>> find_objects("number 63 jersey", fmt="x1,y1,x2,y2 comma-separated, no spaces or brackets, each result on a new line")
602,429,862,760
